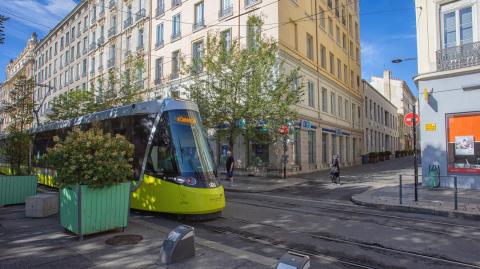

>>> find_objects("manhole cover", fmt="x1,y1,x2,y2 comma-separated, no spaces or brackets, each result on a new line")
105,234,143,246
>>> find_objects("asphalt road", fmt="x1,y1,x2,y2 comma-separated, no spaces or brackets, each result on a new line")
203,157,480,268
136,157,480,268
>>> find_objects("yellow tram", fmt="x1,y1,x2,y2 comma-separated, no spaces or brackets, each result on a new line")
1,98,225,216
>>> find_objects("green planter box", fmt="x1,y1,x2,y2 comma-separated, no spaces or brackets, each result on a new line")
0,176,38,206
60,182,130,237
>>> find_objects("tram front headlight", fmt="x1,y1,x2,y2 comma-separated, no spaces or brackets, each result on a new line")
174,177,185,184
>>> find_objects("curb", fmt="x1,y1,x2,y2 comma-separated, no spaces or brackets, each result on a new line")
350,194,480,221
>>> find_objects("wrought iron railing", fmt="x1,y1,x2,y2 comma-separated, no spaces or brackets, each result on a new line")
219,6,233,18
136,9,146,21
436,41,480,71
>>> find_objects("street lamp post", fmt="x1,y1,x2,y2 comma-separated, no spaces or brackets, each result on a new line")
34,83,56,126
392,57,419,202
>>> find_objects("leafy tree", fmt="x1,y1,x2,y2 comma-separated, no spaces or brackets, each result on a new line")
0,75,35,175
48,52,147,121
183,16,303,159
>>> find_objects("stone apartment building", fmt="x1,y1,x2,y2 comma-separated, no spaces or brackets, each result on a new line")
370,70,417,151
6,0,362,175
146,0,363,174
362,80,399,155
0,33,38,132
415,0,480,189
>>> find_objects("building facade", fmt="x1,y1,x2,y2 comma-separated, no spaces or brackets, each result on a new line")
0,32,38,132
147,0,363,174
33,0,152,124
33,0,90,123
362,80,399,154
415,0,480,189
370,70,417,151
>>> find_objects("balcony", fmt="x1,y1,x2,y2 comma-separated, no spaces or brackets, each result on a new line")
124,17,133,29
171,31,181,40
108,26,116,38
135,8,146,21
89,42,97,51
436,41,480,72
99,9,105,18
90,69,95,76
156,4,165,17
155,40,164,49
97,36,105,46
192,19,205,31
77,31,81,38
91,15,96,24
109,0,116,9
219,6,233,18
171,0,181,8
244,0,260,8
107,58,115,68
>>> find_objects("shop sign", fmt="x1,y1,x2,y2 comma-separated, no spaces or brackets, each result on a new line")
424,123,436,131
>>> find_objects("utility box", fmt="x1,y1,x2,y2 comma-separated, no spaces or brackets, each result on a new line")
276,251,310,269
159,225,195,265
25,193,58,218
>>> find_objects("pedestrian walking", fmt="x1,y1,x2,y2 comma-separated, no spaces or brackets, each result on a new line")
330,155,340,184
226,151,235,186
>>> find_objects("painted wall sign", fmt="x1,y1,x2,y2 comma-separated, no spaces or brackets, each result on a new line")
424,123,436,131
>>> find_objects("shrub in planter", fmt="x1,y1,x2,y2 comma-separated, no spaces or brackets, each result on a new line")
378,152,385,161
46,126,134,237
385,151,392,160
368,152,378,163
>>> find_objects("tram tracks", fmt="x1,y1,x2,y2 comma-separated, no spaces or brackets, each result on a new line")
191,215,480,269
227,193,480,239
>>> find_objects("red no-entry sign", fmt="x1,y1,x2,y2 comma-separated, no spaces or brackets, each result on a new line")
404,112,420,127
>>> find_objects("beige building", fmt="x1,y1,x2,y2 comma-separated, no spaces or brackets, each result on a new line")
0,32,38,132
362,80,399,154
33,0,90,123
370,70,417,151
146,0,363,174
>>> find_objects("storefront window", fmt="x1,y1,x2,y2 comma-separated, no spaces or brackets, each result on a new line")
447,113,480,174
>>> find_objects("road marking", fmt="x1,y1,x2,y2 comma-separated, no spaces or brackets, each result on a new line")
130,218,278,267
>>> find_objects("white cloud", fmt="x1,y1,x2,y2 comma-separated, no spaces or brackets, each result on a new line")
0,0,77,33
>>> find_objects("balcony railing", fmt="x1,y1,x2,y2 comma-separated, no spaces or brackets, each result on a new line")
107,58,115,68
156,4,165,17
99,9,105,18
172,0,181,8
436,41,480,72
245,0,260,7
219,6,233,18
77,31,81,38
109,0,116,9
89,42,97,51
108,26,116,37
171,31,181,40
90,69,95,76
155,40,164,49
97,36,105,46
124,17,133,29
193,19,205,31
91,15,97,24
136,8,146,21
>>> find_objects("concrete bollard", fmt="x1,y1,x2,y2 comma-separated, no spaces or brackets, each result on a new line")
159,225,195,265
25,193,59,218
276,251,310,269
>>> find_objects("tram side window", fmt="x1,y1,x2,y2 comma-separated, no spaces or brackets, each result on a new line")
146,115,176,177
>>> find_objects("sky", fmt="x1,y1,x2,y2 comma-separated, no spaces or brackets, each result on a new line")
0,0,418,94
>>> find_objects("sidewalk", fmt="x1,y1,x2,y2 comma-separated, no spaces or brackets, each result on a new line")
351,183,480,220
221,175,308,193
0,205,275,269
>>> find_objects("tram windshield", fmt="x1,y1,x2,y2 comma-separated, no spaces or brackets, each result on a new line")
147,109,217,187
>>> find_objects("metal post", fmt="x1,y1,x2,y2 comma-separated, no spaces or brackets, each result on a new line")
454,176,458,210
399,175,403,205
283,135,287,179
413,104,418,202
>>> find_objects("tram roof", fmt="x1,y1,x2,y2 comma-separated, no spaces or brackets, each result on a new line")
27,98,199,135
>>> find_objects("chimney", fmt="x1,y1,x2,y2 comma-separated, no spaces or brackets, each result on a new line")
383,69,392,101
